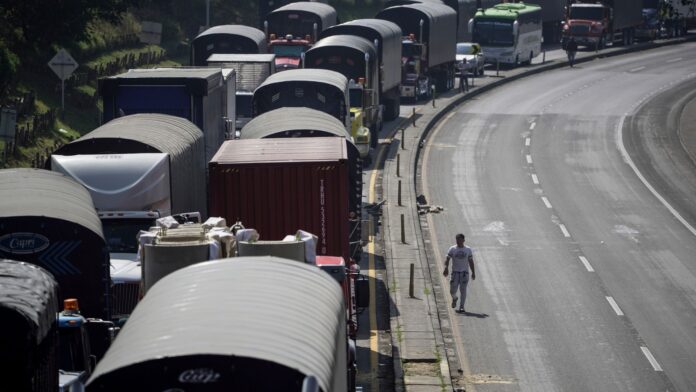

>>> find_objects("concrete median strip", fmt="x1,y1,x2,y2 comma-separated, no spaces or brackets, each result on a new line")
377,34,696,391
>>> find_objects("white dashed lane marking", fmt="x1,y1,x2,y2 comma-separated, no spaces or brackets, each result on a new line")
531,174,539,185
559,224,571,238
641,347,663,372
578,256,594,272
606,296,624,316
526,155,533,164
541,197,552,209
525,137,531,146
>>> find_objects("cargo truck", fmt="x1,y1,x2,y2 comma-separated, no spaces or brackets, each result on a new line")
637,0,689,40
209,137,362,263
0,169,111,320
259,0,329,28
305,35,384,148
319,19,403,122
264,1,338,70
191,24,267,66
49,114,207,318
0,260,59,392
376,2,457,99
99,67,234,162
239,107,363,256
86,257,362,391
563,0,643,48
206,53,276,132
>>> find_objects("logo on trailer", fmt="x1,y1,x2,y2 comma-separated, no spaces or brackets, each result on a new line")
178,368,221,384
0,232,50,254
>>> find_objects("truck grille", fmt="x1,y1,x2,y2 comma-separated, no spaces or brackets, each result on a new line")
570,25,591,34
112,282,141,317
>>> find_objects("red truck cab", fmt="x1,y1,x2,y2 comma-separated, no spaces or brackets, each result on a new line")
563,3,610,48
268,34,313,70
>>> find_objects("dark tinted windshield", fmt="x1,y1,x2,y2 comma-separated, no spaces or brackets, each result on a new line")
473,20,514,46
102,218,156,253
236,94,253,117
271,44,305,57
402,42,422,57
456,43,475,55
569,6,604,20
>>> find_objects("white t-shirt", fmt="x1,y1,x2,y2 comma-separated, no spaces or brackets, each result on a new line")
447,245,473,273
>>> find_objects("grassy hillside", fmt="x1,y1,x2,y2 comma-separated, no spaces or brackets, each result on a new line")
0,0,384,168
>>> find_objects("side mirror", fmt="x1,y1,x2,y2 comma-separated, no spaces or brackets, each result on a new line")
355,275,370,308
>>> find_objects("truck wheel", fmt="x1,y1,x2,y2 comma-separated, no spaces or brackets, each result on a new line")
515,55,520,67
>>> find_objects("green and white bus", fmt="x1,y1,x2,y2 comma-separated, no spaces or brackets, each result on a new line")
469,3,542,66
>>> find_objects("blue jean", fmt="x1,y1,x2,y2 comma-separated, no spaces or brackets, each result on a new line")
450,271,470,308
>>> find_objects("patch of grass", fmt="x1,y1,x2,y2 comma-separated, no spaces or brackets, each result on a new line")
424,286,431,296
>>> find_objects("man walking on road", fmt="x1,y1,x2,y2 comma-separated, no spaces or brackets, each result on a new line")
565,36,578,67
443,233,475,313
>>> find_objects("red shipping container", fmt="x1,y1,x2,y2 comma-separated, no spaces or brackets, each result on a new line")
209,138,350,261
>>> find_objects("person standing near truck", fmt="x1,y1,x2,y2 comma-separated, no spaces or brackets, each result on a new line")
443,233,476,313
565,37,578,67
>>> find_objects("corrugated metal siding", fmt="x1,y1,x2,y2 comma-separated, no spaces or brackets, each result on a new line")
321,19,403,92
0,260,59,344
209,138,350,260
0,169,110,318
87,257,347,392
51,114,207,216
377,2,457,67
257,68,347,93
240,107,351,140
0,168,103,237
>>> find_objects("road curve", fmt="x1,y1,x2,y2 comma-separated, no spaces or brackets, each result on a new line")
421,42,696,391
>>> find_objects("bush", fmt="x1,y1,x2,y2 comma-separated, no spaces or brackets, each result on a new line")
0,43,20,97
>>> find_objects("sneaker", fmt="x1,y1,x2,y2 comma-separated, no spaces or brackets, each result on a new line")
451,297,457,309
458,307,465,313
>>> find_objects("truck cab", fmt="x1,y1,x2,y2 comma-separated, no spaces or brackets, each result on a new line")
268,34,313,70
564,3,610,48
401,36,431,100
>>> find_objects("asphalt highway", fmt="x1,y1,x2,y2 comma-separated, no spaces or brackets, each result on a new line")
420,42,696,391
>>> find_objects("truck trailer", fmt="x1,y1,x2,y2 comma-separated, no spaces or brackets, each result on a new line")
563,0,643,48
206,53,276,132
304,35,383,148
49,114,207,317
209,138,358,262
376,2,457,99
319,18,403,122
0,169,110,319
264,1,338,70
239,107,363,257
99,67,234,162
86,257,354,391
191,24,268,66
0,260,59,392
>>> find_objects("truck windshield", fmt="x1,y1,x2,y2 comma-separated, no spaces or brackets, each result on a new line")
402,42,422,57
569,6,604,21
236,94,253,118
272,44,305,57
349,88,363,109
102,218,156,253
473,20,514,46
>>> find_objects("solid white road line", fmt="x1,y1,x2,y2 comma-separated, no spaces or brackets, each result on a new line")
541,197,552,209
525,137,531,146
531,174,539,185
629,66,646,72
641,346,663,371
617,115,696,238
526,155,533,164
578,256,595,272
559,224,571,238
606,296,624,316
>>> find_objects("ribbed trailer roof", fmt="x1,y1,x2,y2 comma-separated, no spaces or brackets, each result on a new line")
0,168,104,239
240,107,352,140
0,260,59,344
99,68,223,96
86,257,347,392
267,1,338,32
206,53,276,64
191,25,268,65
194,24,267,46
256,68,347,93
52,114,203,157
309,34,376,59
211,137,347,164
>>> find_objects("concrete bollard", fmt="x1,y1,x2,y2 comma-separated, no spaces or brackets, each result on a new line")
496,59,500,77
412,107,416,126
396,153,400,177
398,180,402,206
409,263,415,298
401,213,406,244
401,128,405,150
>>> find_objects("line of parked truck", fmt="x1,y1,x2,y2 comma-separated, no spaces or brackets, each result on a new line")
2,1,692,391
